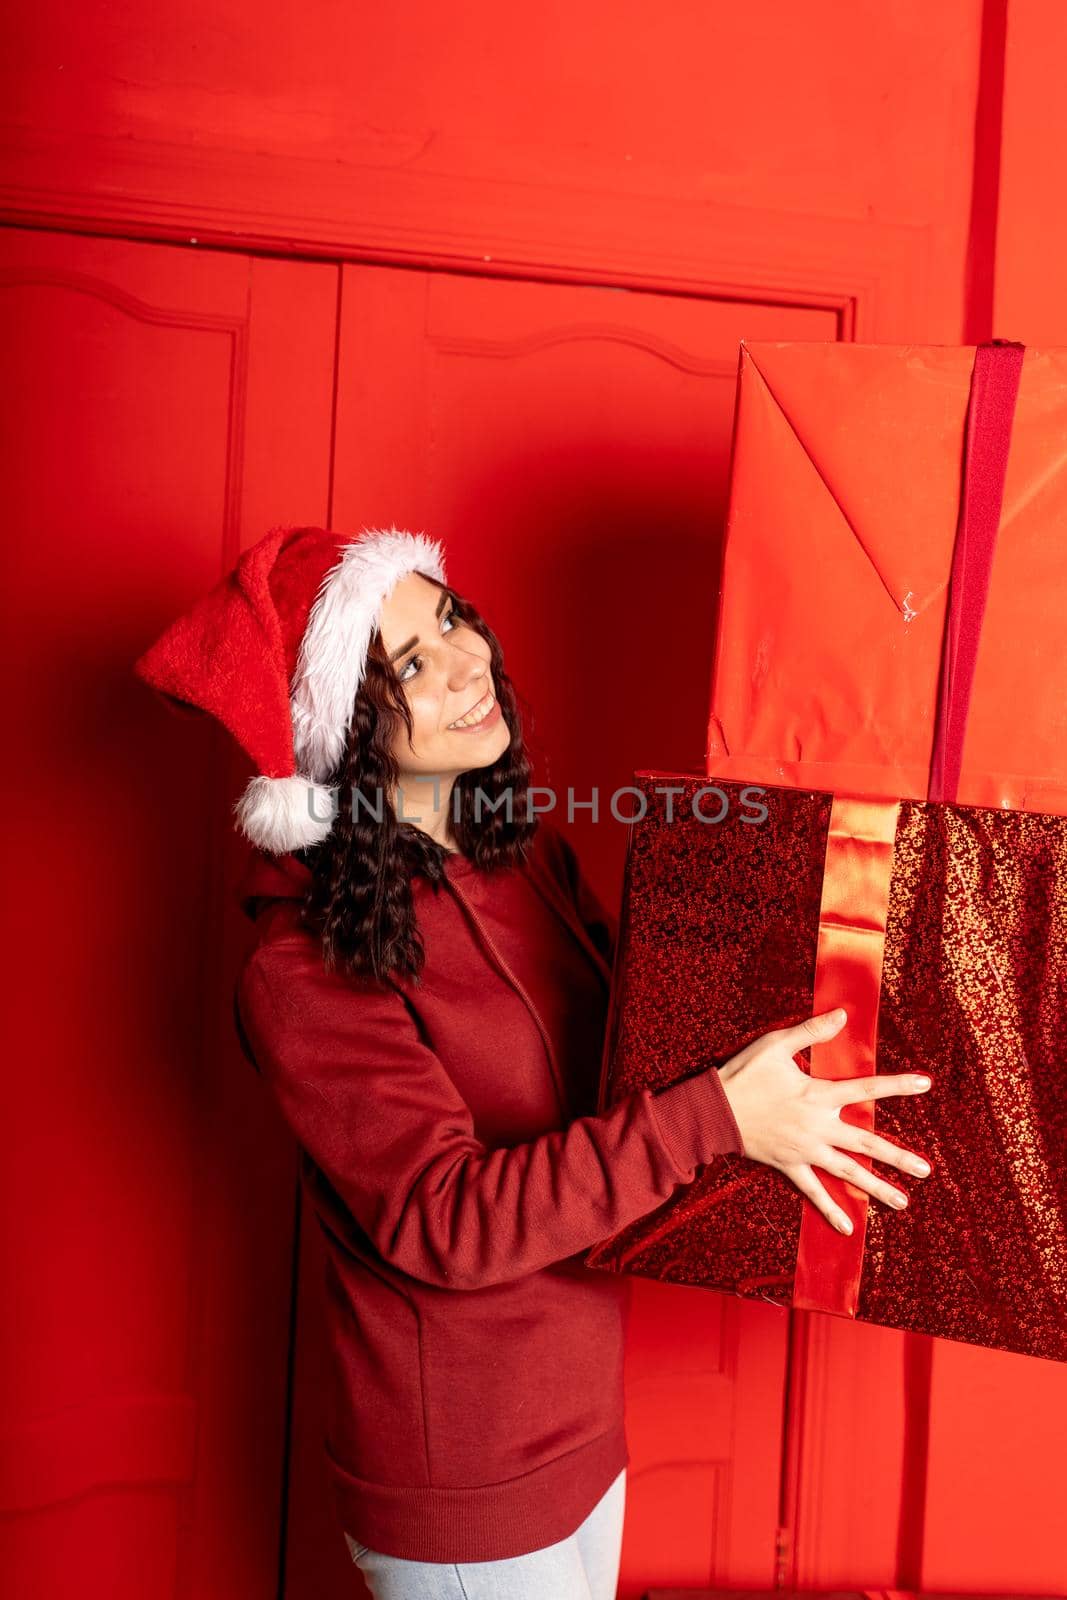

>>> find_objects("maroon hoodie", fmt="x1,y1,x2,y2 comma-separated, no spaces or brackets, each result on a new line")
233,820,744,1562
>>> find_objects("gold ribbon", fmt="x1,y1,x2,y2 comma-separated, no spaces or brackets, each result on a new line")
793,796,900,1316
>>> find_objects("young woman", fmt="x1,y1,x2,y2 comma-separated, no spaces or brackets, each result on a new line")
135,525,933,1600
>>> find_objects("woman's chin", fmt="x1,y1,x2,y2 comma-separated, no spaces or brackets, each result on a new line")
460,724,511,771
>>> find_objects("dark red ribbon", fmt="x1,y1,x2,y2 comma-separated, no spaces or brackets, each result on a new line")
795,339,1027,1316
899,337,1024,1588
928,339,1026,806
788,341,1026,1586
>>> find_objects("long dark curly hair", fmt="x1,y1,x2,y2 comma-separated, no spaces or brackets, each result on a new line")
292,576,538,987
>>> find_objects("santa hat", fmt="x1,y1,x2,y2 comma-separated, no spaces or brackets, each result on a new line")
133,524,447,854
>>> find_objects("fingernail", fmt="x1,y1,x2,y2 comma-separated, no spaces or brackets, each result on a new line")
912,1159,930,1176
833,1008,847,1023
837,1216,853,1234
916,1077,931,1088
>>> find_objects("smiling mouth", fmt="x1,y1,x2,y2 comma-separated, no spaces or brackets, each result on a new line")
447,689,496,730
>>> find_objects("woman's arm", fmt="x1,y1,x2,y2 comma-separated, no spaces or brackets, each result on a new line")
236,939,743,1292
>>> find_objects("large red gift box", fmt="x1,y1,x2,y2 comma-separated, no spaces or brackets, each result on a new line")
582,769,1067,1364
703,338,1067,813
584,342,1067,1361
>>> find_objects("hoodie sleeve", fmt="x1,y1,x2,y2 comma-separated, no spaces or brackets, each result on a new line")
236,938,745,1292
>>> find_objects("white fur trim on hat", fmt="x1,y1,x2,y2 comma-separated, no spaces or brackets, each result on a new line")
233,774,338,854
290,527,447,783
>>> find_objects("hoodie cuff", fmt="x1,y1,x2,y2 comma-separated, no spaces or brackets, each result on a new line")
647,1066,745,1176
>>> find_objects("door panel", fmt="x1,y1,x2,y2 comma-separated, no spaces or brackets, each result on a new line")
0,225,336,1600
298,260,835,1596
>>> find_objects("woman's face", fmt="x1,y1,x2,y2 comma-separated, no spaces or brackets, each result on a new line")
376,573,511,780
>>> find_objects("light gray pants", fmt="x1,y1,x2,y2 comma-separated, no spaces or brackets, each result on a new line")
343,1467,626,1599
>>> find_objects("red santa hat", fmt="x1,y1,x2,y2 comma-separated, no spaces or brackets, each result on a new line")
133,524,447,854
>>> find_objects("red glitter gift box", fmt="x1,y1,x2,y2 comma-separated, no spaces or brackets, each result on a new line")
582,768,1067,1363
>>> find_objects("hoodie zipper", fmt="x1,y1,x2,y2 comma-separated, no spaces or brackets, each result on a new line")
442,874,573,1121
520,860,614,995
517,850,622,1119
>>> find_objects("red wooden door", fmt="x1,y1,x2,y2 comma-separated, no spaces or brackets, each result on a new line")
0,224,336,1600
280,262,835,1599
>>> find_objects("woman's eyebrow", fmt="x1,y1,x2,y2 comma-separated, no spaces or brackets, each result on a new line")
388,589,451,662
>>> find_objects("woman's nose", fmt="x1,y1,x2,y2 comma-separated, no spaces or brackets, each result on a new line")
449,649,487,692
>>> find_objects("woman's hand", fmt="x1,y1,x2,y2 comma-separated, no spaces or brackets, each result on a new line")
717,1007,933,1235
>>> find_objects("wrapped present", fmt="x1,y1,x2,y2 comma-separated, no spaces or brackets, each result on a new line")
582,768,1067,1363
704,337,1067,814
585,342,1067,1362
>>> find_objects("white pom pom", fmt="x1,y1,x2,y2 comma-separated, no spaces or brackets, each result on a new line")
233,774,338,854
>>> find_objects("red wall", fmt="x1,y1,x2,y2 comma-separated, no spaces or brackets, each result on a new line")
2,5,1065,1597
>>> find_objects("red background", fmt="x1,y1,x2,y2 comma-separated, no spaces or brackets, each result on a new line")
2,4,1065,1596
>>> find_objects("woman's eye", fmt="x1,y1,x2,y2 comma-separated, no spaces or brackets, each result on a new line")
398,609,460,682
